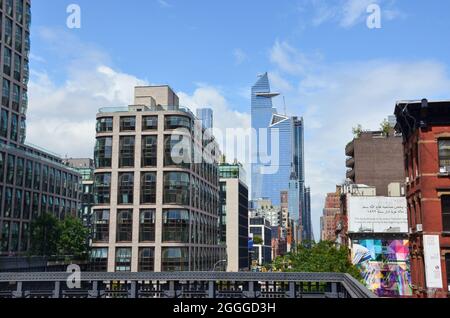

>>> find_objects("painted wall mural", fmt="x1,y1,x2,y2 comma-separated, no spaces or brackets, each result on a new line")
351,239,412,297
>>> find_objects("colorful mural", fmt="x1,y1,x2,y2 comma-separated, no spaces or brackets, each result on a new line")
352,239,412,297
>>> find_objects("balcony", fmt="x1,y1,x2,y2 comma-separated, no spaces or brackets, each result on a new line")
345,157,355,168
345,141,354,157
346,168,355,180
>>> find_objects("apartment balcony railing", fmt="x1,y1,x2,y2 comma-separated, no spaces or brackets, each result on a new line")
345,141,354,157
0,272,376,299
345,157,355,168
346,168,355,180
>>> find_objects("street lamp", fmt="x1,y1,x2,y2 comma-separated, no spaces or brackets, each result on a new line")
211,259,227,272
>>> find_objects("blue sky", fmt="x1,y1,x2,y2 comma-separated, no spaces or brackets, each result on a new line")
26,0,450,238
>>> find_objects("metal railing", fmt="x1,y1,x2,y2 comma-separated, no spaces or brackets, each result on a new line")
0,272,376,299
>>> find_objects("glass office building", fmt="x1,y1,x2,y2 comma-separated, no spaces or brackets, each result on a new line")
250,73,311,241
0,0,81,256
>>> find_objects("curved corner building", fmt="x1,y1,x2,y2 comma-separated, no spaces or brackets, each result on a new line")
91,85,224,272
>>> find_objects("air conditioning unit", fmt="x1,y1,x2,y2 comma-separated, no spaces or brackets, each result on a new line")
416,224,423,232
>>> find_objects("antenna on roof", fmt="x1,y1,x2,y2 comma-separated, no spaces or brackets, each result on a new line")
283,96,287,116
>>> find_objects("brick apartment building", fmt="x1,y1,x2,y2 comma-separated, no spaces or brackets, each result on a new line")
320,192,340,242
345,128,405,196
395,99,450,297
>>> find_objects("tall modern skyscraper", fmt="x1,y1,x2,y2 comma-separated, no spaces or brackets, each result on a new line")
196,108,213,130
250,73,311,242
1,0,81,256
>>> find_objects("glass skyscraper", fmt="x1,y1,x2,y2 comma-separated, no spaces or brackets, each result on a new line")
196,108,213,130
250,73,312,241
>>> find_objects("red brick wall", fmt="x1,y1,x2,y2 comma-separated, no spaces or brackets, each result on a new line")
405,125,450,297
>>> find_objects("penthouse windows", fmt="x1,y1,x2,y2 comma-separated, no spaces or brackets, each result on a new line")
94,137,112,168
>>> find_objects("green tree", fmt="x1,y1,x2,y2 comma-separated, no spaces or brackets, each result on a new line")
352,124,363,138
57,216,89,259
30,213,61,257
271,241,361,280
253,236,263,245
380,118,393,136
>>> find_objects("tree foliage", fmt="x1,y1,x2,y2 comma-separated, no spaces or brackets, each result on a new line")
253,236,263,245
380,118,393,136
30,213,88,259
57,216,89,259
271,241,361,280
29,213,61,257
352,124,363,138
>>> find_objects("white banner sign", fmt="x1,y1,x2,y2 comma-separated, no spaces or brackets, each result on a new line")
347,196,408,233
423,235,443,289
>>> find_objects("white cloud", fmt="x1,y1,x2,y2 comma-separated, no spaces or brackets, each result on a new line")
233,48,248,65
269,41,450,240
157,0,172,8
270,40,320,76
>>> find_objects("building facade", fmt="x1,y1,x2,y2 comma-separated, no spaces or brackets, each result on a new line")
219,162,249,272
63,158,95,226
249,215,272,266
345,128,405,196
91,85,223,272
395,99,450,297
0,0,81,256
320,192,340,242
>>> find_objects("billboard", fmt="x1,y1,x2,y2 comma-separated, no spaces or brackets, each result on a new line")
348,196,408,233
423,235,443,289
352,239,412,297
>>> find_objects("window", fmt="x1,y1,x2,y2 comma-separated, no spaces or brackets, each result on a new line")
141,172,156,204
139,209,155,242
442,195,450,232
13,189,22,218
10,113,18,141
0,152,4,182
142,116,158,131
23,191,31,220
118,173,134,204
2,79,10,107
32,193,39,219
16,0,24,24
20,222,29,252
3,48,11,76
165,115,191,131
92,209,109,243
13,54,21,82
1,222,9,252
164,135,191,168
33,163,41,190
6,154,14,184
24,160,32,188
116,209,133,242
42,166,49,192
96,117,113,133
119,136,135,167
90,248,108,272
120,116,136,132
94,137,112,168
141,135,157,167
15,157,24,187
12,84,20,111
161,248,189,272
0,109,8,138
138,248,155,272
163,172,190,205
94,173,111,204
115,248,132,272
162,209,190,243
438,139,450,173
4,188,12,217
4,17,12,46
15,25,23,52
